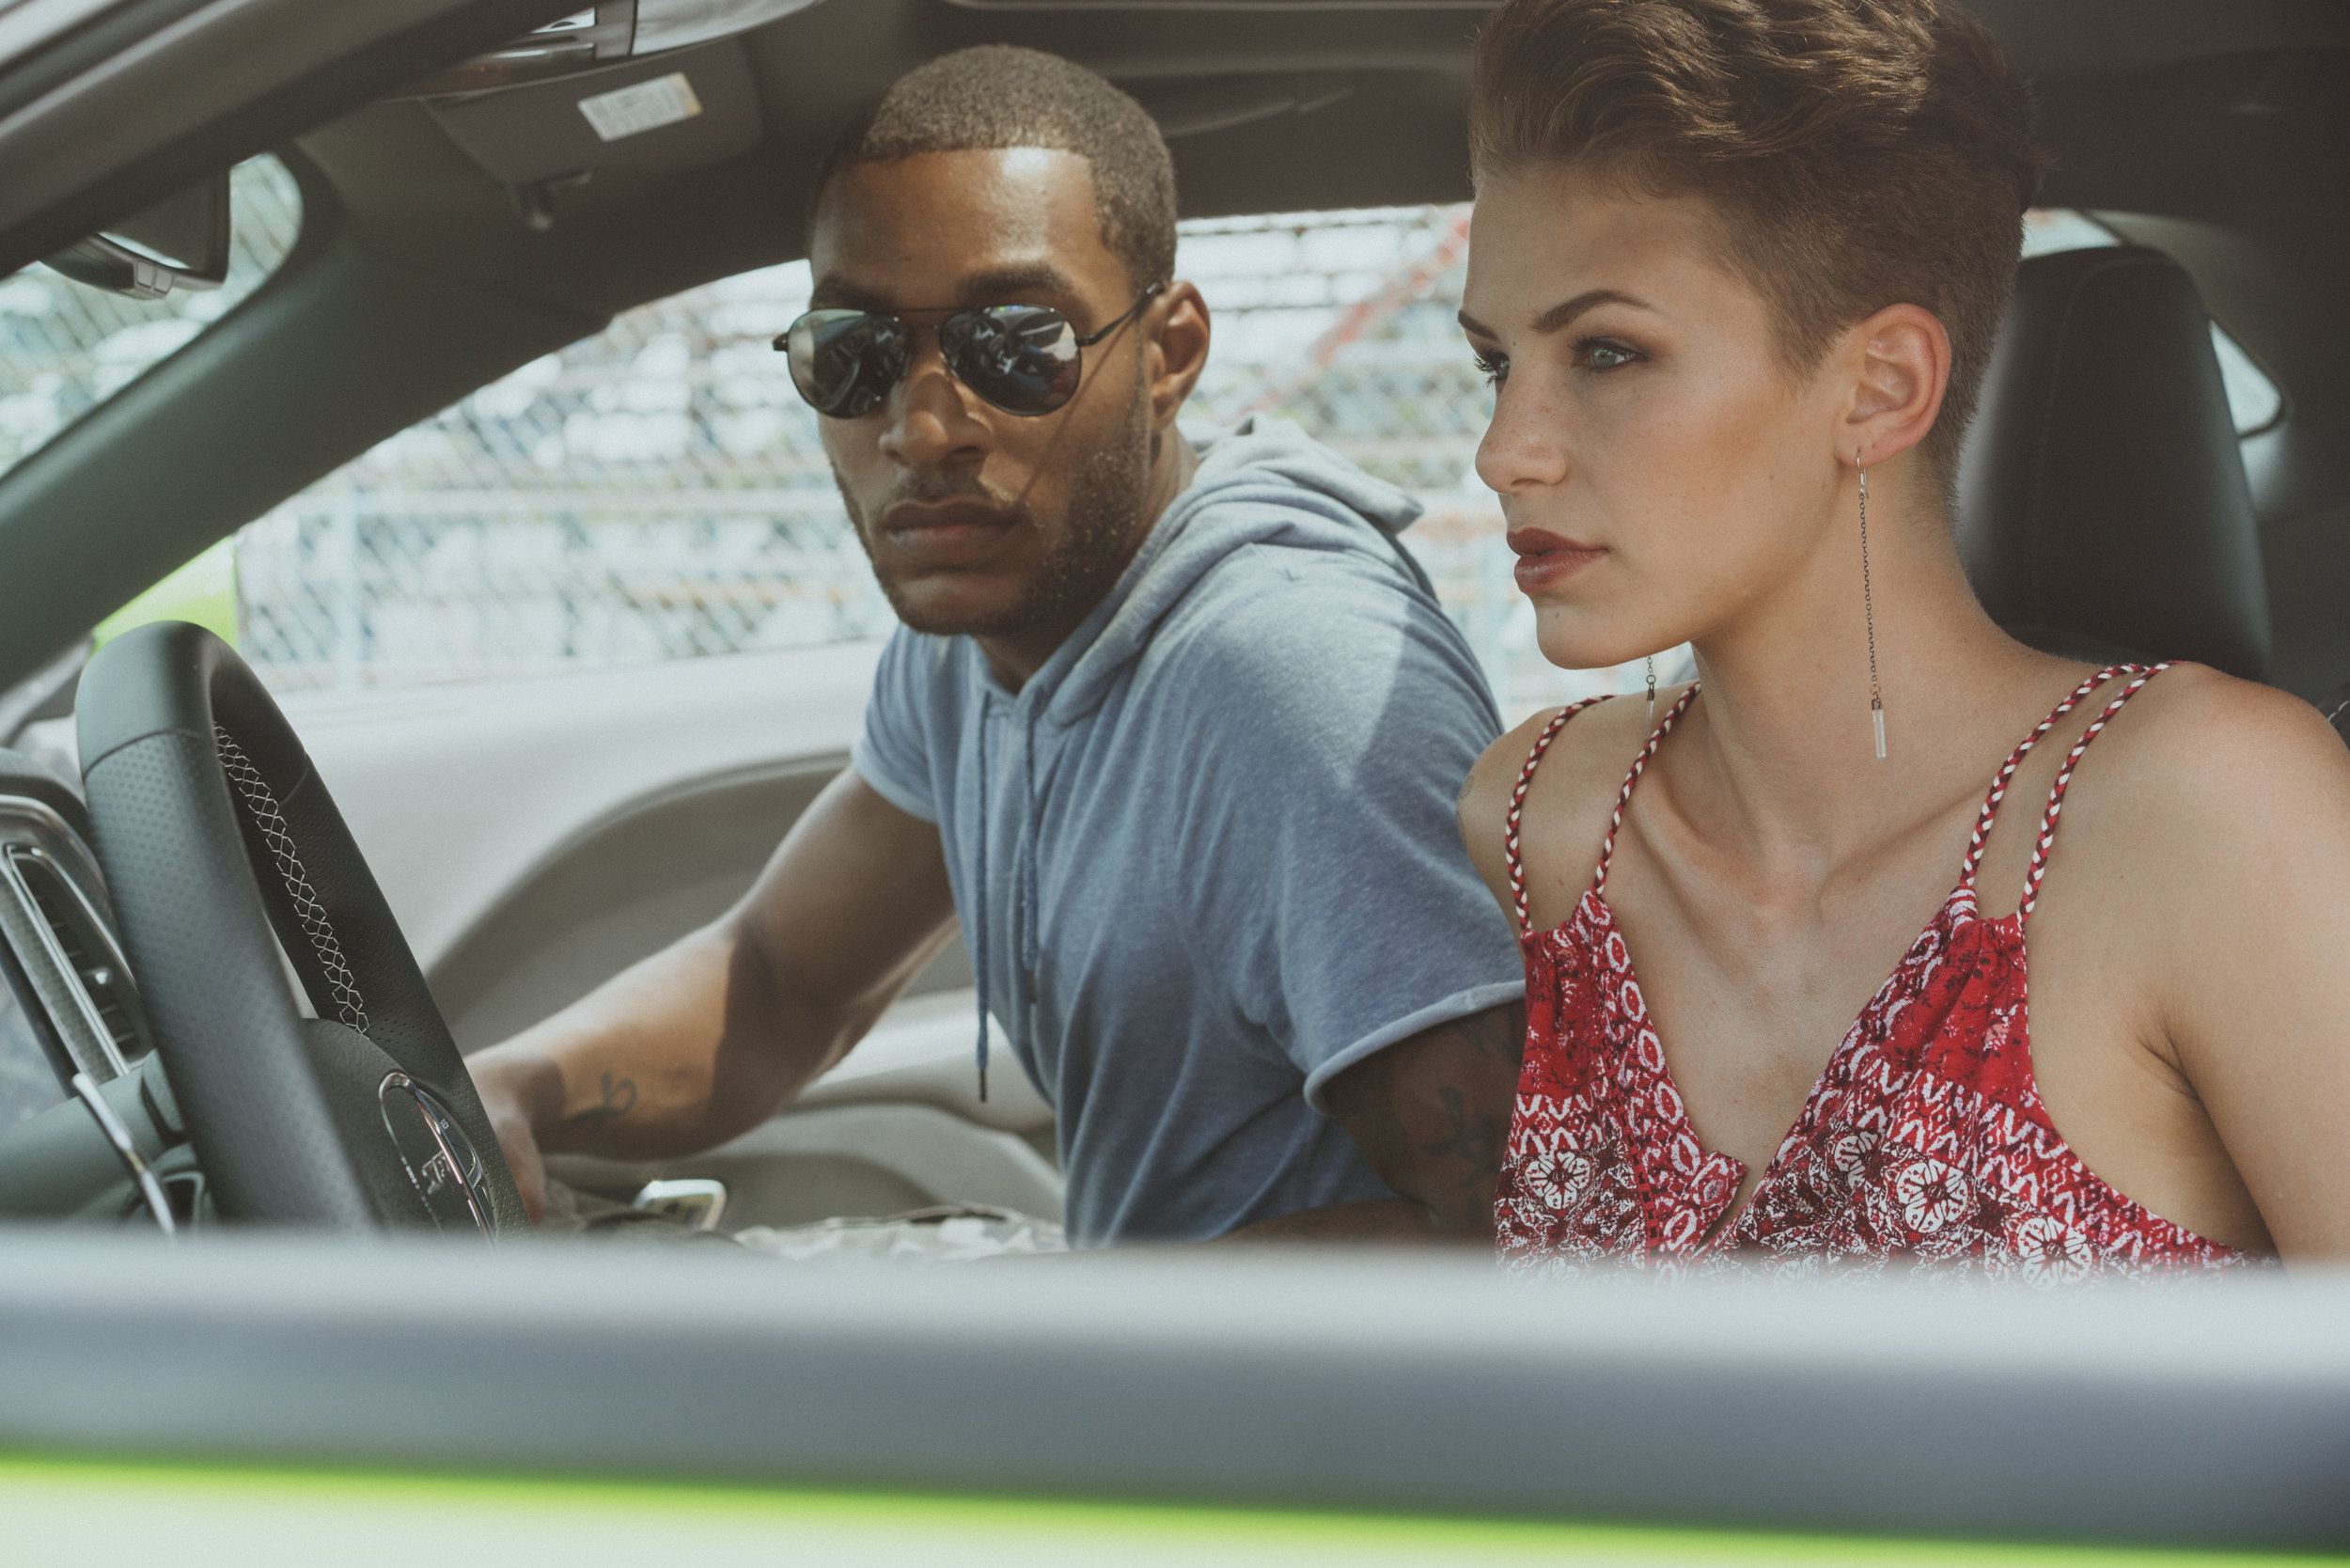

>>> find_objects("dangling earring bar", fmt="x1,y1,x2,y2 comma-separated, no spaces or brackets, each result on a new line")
1645,654,1657,729
1859,464,1886,760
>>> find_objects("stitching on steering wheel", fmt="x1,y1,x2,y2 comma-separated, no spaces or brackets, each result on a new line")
212,726,371,1035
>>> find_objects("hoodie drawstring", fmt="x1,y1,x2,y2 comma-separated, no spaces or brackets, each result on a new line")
1020,708,1042,1015
971,698,1052,1105
971,702,992,1102
951,420,1423,1115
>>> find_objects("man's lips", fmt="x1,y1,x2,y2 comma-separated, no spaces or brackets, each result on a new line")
878,499,1020,569
1507,528,1606,594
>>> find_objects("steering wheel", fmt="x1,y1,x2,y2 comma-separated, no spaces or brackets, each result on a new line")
72,621,528,1234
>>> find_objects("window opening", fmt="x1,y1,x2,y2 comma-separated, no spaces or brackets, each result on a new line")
2020,208,2282,437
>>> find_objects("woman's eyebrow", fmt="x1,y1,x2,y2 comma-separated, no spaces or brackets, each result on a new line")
1535,288,1653,333
1459,289,1655,339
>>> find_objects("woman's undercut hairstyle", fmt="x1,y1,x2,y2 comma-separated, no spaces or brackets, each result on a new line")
1469,0,2048,480
814,45,1178,293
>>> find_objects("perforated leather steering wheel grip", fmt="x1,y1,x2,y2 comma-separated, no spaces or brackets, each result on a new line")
75,621,527,1233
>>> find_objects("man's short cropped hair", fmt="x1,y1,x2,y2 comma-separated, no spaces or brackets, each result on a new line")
1468,0,2048,482
813,45,1179,292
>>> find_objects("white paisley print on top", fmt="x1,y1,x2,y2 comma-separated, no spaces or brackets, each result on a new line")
1494,665,2250,1282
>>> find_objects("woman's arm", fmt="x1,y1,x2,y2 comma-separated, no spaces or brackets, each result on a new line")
2123,675,2350,1259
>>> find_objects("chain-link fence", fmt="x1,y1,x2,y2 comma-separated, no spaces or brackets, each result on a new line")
1177,204,1661,714
231,200,1665,713
235,254,890,690
13,185,2280,719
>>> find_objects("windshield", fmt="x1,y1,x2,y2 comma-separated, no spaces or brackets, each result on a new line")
0,156,303,486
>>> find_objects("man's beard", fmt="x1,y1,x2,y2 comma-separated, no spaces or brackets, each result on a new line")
842,368,1152,641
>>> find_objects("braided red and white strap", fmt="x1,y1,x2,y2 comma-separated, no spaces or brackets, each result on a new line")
1594,683,1700,895
1505,698,1608,933
1959,666,2135,886
2020,663,2168,919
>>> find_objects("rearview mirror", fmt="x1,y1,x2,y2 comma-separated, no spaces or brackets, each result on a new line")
41,171,230,299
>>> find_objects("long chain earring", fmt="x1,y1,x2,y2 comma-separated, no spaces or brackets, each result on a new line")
1645,654,1657,729
1859,464,1886,760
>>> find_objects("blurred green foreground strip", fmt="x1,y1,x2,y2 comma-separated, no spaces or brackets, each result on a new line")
4,1457,2334,1568
7,1239,2347,1554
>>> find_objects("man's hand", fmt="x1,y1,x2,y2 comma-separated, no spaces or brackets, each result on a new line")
472,1050,560,1224
1222,1001,1526,1244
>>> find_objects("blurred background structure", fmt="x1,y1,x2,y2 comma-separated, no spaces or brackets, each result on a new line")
8,176,2280,719
227,196,1660,714
0,171,1652,715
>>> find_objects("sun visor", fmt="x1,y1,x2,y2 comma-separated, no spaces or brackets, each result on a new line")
425,39,761,191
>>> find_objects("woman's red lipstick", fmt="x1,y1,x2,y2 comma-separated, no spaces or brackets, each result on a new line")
1508,528,1606,594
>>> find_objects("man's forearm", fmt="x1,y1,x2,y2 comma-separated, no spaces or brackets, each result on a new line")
467,770,960,1186
468,919,823,1163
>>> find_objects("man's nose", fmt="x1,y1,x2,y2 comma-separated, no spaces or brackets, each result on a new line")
878,330,989,468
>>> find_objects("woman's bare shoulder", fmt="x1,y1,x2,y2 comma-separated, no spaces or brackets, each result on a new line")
1457,691,1669,919
2092,663,2350,841
2053,663,2350,950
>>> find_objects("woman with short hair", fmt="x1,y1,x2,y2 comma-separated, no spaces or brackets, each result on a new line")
1454,0,2350,1276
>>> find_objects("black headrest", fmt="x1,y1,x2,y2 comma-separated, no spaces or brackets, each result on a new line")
1953,244,2272,681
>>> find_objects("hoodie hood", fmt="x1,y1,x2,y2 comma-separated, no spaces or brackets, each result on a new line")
1032,415,1426,727
960,416,1430,1104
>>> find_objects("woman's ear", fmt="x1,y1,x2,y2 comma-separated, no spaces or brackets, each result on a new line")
1148,281,1212,429
1841,303,1950,467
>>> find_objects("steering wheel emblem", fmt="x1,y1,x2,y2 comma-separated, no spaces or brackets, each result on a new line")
378,1073,494,1237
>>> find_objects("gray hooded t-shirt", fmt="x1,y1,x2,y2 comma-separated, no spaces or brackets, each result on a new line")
851,417,1524,1247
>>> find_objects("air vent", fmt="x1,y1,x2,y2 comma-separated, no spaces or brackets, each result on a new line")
0,840,148,1081
9,849,145,1068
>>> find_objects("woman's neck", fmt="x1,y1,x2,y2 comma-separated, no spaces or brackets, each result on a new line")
1671,477,2051,883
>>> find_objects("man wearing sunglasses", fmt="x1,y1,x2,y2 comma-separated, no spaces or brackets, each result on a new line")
470,46,1526,1247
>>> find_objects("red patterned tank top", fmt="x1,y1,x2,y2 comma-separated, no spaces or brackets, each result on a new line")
1495,665,2249,1281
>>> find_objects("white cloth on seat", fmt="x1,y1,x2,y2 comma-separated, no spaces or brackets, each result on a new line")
732,1203,1065,1262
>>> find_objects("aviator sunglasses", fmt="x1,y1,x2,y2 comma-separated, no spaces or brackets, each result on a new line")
776,282,1165,419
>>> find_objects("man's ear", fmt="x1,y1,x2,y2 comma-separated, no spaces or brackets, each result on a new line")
1840,303,1950,468
1147,281,1211,429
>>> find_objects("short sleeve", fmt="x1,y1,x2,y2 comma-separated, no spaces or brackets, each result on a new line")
850,627,946,824
1167,558,1525,1112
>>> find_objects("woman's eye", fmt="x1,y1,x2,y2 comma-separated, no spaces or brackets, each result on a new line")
1579,338,1641,372
1473,353,1509,387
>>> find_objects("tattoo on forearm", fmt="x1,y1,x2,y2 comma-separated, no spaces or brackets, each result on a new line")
566,1071,637,1132
1422,1085,1502,1179
1398,1003,1525,1234
1326,1001,1528,1240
